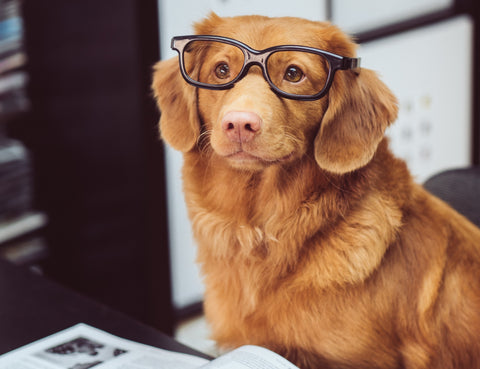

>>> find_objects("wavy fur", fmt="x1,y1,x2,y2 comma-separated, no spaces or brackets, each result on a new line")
153,14,480,369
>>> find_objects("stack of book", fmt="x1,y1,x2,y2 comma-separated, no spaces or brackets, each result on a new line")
0,139,32,220
0,0,28,120
0,0,31,221
0,0,47,267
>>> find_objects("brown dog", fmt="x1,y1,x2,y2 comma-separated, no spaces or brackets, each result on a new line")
152,13,480,369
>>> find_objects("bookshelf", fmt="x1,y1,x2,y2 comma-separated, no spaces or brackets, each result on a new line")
0,0,175,335
0,0,47,267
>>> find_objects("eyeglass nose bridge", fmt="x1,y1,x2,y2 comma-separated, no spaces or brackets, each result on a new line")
236,49,272,85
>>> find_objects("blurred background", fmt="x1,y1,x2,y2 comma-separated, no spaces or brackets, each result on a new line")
0,0,478,344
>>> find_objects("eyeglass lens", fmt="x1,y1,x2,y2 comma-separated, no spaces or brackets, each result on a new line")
182,40,330,97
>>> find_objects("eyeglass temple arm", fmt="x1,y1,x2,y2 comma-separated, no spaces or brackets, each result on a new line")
342,57,361,75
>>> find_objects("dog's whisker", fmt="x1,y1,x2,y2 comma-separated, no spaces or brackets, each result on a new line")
197,129,212,153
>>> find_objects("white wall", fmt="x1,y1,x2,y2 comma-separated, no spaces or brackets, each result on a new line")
157,0,328,310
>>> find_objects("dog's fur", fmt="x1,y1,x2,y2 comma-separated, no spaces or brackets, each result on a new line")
152,14,480,369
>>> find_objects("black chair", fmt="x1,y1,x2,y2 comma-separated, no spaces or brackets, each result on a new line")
423,167,480,228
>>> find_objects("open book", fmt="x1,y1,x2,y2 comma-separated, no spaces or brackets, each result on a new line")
0,323,300,369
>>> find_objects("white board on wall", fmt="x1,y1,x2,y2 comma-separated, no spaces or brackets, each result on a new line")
331,0,454,34
157,0,328,310
359,16,473,182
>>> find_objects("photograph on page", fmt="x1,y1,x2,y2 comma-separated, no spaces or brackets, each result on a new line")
34,336,127,369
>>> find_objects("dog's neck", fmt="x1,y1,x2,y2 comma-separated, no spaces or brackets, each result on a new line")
184,146,373,224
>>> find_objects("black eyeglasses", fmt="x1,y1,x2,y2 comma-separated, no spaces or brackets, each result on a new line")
171,35,360,101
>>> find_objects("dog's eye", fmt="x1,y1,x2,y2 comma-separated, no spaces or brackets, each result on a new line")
214,63,230,79
284,65,304,83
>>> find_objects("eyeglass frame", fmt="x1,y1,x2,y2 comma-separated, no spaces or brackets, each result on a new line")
171,35,361,101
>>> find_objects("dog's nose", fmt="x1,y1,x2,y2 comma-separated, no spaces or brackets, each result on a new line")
221,111,262,143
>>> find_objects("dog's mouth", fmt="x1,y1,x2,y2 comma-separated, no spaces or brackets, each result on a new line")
225,149,294,168
227,151,260,161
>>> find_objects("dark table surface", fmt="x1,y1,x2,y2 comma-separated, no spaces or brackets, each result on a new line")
0,259,210,359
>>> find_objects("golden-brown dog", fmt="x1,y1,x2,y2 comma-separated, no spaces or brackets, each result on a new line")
152,13,480,369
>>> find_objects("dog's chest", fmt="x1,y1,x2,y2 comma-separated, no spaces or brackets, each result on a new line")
185,158,403,366
202,258,400,368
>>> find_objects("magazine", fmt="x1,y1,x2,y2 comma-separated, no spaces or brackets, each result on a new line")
0,323,300,369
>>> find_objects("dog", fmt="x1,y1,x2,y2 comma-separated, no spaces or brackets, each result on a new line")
152,13,480,369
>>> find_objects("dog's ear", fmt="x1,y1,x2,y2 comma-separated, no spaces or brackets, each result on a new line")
152,57,200,152
314,69,398,174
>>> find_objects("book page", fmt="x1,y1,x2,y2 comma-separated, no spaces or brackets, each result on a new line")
200,345,300,369
0,323,209,369
0,324,300,369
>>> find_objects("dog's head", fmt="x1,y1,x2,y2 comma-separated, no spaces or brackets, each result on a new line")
152,13,398,174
